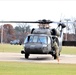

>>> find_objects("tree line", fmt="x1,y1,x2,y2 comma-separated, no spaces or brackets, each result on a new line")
0,23,31,43
0,19,76,44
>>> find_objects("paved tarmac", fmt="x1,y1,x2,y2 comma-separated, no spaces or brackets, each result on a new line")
0,52,76,64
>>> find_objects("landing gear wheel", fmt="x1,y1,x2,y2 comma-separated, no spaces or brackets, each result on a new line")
59,53,60,56
54,54,57,59
25,53,29,59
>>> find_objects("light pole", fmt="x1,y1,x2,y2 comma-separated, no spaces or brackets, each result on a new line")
1,25,3,44
64,19,70,41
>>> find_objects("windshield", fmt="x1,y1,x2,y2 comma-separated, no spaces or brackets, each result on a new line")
24,35,47,44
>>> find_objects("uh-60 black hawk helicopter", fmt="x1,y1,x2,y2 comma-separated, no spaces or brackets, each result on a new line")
0,19,66,61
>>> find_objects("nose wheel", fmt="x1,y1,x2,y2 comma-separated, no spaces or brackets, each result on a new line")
25,53,29,59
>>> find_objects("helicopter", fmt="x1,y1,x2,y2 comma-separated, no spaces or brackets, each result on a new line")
0,19,66,60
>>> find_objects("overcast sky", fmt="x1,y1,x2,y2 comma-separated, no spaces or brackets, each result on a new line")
0,0,76,31
0,0,76,20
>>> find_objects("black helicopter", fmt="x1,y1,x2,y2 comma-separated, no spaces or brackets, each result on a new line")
0,19,66,59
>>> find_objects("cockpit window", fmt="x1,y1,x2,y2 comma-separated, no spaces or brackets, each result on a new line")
24,36,28,43
38,36,47,44
32,36,38,42
24,35,47,44
29,36,33,42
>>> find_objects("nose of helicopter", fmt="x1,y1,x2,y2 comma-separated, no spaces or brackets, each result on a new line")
24,43,48,54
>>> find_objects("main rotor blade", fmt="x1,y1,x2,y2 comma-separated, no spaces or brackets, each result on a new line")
0,19,53,24
0,20,75,24
0,21,40,23
53,21,76,24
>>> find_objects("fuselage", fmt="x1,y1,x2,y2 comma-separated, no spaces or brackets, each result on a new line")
23,28,62,54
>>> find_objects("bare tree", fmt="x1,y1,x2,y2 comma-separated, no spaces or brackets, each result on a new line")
70,17,76,34
15,23,30,33
73,20,76,34
14,23,30,43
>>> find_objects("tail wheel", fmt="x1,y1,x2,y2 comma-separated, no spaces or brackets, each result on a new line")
54,54,57,59
25,53,29,59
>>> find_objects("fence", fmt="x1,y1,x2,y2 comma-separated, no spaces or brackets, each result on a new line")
62,41,76,46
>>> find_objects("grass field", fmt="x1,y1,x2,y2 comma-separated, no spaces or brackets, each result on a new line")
0,62,76,75
0,44,22,53
61,46,76,55
0,44,76,75
0,44,76,54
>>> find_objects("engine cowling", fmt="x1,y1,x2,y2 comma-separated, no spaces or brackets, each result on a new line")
51,29,60,37
33,29,51,35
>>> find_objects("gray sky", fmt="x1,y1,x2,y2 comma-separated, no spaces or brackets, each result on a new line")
0,0,76,21
0,0,76,33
